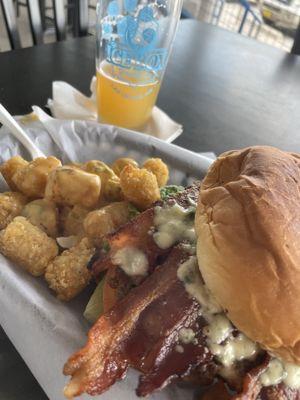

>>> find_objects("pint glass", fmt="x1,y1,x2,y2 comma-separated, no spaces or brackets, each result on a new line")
96,0,183,129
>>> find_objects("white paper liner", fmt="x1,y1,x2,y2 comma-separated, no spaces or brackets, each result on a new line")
0,116,214,400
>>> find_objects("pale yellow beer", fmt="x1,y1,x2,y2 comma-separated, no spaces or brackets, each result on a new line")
97,61,161,129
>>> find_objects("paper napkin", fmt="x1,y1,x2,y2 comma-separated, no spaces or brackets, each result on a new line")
47,78,183,143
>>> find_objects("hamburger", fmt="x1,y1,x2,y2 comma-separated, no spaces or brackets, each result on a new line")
195,146,300,393
196,146,300,362
64,146,300,399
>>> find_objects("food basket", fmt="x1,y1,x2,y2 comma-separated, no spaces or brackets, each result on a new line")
0,116,213,400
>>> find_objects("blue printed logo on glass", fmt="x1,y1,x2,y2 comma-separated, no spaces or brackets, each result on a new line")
124,0,138,12
122,9,158,54
107,0,119,16
102,22,113,35
103,1,167,73
139,6,154,22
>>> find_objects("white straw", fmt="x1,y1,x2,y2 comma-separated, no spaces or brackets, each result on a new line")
0,103,45,159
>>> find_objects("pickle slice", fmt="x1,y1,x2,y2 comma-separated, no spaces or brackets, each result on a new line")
83,278,105,324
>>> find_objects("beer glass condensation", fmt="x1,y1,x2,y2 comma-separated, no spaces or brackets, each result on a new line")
96,0,183,129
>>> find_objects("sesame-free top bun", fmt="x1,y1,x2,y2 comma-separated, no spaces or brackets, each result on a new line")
195,146,300,364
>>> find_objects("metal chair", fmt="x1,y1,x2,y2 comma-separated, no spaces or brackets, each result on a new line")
292,23,300,55
211,0,262,38
237,0,262,37
72,0,89,37
181,9,193,19
26,0,43,45
1,0,89,50
1,0,21,49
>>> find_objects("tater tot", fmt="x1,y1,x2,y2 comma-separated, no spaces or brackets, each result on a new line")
104,177,123,202
120,165,160,210
111,158,139,177
0,216,58,276
0,156,28,190
62,205,89,237
84,202,131,246
45,237,95,301
143,158,169,187
66,162,83,170
45,166,101,208
59,206,71,233
12,156,61,198
84,160,123,202
0,192,27,230
21,199,59,237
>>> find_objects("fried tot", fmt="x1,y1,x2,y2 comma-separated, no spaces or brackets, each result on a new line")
84,160,123,202
0,156,28,190
12,156,61,198
21,199,59,237
143,158,169,187
45,166,101,208
66,162,83,170
0,192,27,230
84,202,132,246
62,205,89,237
45,237,95,301
0,216,58,276
111,158,139,177
120,165,160,210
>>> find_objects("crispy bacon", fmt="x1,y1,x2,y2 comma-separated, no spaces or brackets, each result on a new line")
199,381,232,400
233,361,267,400
65,243,300,400
63,246,217,398
136,313,214,396
259,384,300,400
88,184,201,314
90,183,200,281
91,208,164,280
102,265,134,312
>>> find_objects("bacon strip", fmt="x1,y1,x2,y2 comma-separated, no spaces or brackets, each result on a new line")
65,242,300,400
63,246,216,398
91,183,200,281
91,207,168,280
102,265,134,312
259,384,300,400
233,362,267,400
136,314,214,396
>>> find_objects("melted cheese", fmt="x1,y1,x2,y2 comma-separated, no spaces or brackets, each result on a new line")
260,359,300,389
179,242,196,255
177,257,222,314
204,314,233,344
112,246,148,277
175,344,184,353
178,328,195,344
260,359,286,387
153,203,196,249
176,256,300,389
209,334,258,367
177,256,258,368
187,195,197,207
152,198,300,390
284,363,300,389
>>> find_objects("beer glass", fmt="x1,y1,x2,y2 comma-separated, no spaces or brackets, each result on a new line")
96,0,183,130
